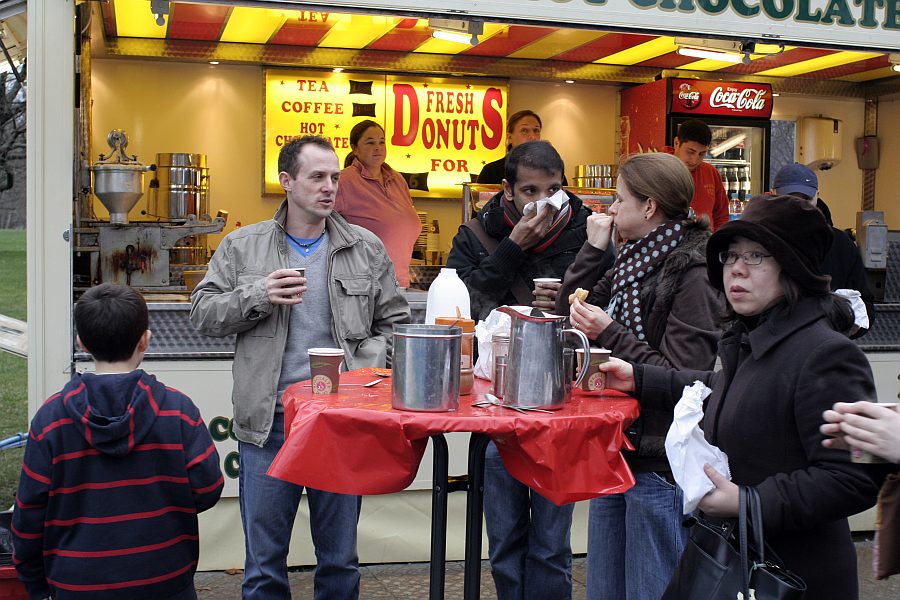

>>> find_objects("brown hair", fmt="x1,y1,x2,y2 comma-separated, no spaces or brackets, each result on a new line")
344,120,385,167
617,153,703,225
278,136,335,178
505,110,542,150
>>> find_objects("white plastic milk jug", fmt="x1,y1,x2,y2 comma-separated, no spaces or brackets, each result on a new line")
425,268,471,324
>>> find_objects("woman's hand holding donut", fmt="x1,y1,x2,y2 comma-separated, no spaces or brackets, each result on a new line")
569,297,613,340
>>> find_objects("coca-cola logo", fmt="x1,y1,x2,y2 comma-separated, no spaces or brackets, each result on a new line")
709,86,768,111
676,83,701,109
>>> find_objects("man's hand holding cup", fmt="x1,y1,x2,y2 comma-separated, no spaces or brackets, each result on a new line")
267,268,306,305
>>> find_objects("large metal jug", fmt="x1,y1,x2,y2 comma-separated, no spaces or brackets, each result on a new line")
497,306,592,410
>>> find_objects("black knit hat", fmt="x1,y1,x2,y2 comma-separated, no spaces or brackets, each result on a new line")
706,195,833,294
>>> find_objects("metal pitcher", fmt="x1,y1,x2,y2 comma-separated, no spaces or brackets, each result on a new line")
496,306,592,410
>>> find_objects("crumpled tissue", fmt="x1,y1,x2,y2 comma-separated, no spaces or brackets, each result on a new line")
523,189,567,216
473,307,517,380
834,288,869,330
665,380,731,515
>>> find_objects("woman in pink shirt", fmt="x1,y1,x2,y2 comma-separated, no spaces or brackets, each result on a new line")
335,120,422,287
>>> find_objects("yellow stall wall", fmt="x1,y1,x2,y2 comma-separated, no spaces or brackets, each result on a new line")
90,59,624,256
91,57,895,259
771,95,893,231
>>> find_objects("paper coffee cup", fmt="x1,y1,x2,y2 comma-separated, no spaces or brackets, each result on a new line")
849,402,898,463
533,277,562,289
575,348,611,391
308,347,344,394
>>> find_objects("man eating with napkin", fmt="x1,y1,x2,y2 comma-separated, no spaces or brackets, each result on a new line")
446,140,590,600
447,140,591,321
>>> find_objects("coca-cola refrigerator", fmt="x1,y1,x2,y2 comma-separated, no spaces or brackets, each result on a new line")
620,78,773,215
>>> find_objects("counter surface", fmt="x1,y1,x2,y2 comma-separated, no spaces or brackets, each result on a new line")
73,290,428,360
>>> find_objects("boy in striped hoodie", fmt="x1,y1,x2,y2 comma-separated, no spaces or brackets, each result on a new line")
12,283,224,600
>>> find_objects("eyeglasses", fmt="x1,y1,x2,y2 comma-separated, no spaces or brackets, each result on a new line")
718,250,772,266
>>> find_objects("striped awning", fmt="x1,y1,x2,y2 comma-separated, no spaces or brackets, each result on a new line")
102,1,899,85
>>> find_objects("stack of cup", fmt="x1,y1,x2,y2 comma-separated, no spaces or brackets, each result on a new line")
491,333,510,397
308,348,345,394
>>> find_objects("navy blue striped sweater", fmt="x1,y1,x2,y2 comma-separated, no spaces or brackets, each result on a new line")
11,370,224,600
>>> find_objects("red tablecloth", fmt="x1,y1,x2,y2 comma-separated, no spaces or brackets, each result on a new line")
268,368,640,505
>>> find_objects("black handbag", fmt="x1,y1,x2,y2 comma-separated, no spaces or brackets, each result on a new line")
662,486,807,600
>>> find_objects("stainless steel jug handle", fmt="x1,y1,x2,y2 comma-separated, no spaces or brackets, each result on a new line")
563,328,593,389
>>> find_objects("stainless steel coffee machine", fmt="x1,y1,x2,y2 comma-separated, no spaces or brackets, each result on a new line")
75,130,226,291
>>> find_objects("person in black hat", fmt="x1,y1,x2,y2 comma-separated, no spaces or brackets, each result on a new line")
596,195,881,600
772,162,874,338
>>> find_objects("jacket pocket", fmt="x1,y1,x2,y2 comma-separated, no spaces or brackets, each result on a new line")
334,275,373,339
238,270,276,337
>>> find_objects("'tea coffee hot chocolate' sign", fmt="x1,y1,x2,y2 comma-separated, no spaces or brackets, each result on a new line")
264,68,508,196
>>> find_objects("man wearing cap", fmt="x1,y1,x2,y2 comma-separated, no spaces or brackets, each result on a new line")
772,163,874,337
665,119,730,231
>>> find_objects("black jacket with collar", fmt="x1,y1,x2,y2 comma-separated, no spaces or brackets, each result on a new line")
638,297,879,599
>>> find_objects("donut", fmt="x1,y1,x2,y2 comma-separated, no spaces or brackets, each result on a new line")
568,288,589,305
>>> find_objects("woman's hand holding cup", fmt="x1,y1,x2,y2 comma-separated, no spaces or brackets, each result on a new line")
821,401,900,464
596,357,635,393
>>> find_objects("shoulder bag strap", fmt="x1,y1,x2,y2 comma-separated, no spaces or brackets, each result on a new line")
462,218,534,306
747,486,767,565
739,486,751,599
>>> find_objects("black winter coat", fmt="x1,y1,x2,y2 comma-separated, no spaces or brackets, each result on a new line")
638,297,880,600
446,191,589,321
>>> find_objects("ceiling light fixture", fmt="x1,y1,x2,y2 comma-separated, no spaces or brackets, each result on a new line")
150,0,169,27
675,36,747,64
429,18,483,46
209,61,219,65
333,67,345,73
890,54,900,72
564,79,575,84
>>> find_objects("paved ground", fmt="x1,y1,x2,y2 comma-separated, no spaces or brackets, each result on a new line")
195,540,900,599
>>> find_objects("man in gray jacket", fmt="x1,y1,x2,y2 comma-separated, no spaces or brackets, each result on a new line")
190,135,409,600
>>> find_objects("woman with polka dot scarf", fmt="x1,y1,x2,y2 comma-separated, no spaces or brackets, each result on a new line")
555,151,725,600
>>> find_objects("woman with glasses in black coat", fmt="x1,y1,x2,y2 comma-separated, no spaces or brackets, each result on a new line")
598,195,880,600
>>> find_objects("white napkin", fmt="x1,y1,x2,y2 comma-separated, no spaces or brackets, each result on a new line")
665,381,731,515
523,189,568,216
833,288,869,330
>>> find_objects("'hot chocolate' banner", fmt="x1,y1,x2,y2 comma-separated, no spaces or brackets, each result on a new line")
264,69,508,196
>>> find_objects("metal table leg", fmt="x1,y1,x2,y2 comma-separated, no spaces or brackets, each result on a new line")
429,434,449,600
463,433,490,600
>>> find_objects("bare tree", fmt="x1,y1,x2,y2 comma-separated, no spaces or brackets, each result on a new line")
0,60,26,192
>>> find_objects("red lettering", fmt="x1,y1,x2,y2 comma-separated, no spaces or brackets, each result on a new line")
466,121,479,150
280,101,343,114
391,84,419,146
297,122,325,135
429,159,471,172
481,88,503,150
436,119,450,149
422,119,436,149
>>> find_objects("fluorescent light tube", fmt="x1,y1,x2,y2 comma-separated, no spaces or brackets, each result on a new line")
432,29,473,45
677,46,743,63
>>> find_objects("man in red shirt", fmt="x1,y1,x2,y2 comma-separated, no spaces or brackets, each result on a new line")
667,119,729,231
